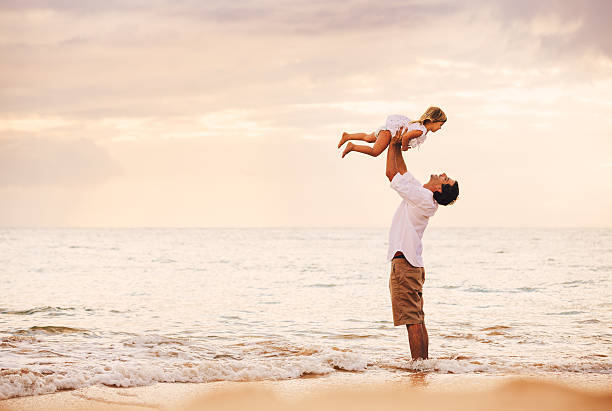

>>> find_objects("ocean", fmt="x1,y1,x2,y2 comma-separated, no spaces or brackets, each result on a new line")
0,228,610,399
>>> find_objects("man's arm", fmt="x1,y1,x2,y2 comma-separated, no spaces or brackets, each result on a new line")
385,130,398,182
394,133,408,175
381,130,402,181
386,128,409,181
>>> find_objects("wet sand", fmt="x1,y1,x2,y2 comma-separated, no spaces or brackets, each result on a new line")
1,373,611,411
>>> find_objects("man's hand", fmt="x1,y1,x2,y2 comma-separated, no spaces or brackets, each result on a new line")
391,127,404,145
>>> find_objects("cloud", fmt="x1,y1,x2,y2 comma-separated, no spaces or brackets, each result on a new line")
0,0,154,14
0,0,611,228
3,0,609,55
487,0,612,58
0,0,456,29
1,0,610,121
0,135,120,187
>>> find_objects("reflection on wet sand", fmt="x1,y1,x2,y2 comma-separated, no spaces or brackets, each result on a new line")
403,372,429,388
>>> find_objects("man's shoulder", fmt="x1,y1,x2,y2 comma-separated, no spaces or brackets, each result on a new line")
391,171,421,186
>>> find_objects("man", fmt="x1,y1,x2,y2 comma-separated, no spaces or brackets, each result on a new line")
385,130,459,360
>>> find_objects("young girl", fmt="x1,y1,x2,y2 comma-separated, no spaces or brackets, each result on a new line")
338,107,447,158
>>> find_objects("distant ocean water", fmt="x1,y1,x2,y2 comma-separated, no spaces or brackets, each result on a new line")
0,228,610,399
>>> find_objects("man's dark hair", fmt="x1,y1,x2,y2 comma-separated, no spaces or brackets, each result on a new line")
433,182,459,206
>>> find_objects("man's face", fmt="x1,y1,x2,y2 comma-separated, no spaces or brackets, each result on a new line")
428,173,455,191
439,172,455,185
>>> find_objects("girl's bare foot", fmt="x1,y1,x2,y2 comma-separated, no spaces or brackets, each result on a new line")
342,142,353,158
338,132,349,148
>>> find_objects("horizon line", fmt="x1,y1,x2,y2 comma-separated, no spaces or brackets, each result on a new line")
1,226,610,230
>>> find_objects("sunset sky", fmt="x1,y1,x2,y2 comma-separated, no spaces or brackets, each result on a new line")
1,0,611,227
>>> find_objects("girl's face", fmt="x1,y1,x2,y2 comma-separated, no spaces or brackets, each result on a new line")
431,121,445,132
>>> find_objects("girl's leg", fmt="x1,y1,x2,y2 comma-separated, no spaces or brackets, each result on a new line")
338,131,376,148
342,130,391,158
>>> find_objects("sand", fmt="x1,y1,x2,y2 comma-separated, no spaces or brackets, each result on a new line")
1,373,611,411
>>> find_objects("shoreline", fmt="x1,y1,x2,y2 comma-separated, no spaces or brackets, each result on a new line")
1,372,611,411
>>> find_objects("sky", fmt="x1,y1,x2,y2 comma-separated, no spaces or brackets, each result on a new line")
1,0,611,228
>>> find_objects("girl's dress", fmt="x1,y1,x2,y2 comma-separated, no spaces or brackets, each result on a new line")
375,114,428,149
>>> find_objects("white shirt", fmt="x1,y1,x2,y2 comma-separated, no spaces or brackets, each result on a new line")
387,172,438,266
376,115,429,149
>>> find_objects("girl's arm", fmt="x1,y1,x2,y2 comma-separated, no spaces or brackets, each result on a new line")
401,130,423,151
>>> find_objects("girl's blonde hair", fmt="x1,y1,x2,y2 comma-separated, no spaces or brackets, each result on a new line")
411,106,447,124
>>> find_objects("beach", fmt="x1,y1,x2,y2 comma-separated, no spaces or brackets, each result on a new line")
1,373,611,411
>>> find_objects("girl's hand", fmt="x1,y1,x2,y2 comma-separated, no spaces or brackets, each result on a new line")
399,127,418,151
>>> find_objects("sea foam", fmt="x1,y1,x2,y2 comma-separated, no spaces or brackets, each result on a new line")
0,348,369,399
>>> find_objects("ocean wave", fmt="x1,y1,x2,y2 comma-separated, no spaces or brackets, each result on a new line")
513,287,539,293
545,311,585,316
575,319,601,324
17,326,91,335
387,358,491,374
539,361,612,374
0,335,40,348
326,334,380,340
0,349,369,400
464,287,499,293
382,356,612,376
561,280,594,285
480,326,511,331
121,335,190,347
1,306,76,316
305,283,338,288
1,343,611,400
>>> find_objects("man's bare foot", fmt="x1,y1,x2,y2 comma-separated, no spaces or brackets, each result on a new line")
342,142,353,158
337,132,349,148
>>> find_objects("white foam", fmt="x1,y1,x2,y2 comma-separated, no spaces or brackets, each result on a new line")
396,358,492,374
541,361,612,374
0,348,370,400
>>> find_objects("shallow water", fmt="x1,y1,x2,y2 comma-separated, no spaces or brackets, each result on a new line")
0,228,610,399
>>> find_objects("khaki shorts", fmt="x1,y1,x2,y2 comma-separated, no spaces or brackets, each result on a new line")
389,257,425,326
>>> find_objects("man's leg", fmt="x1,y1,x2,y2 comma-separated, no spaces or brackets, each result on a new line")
406,323,428,360
422,323,429,359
